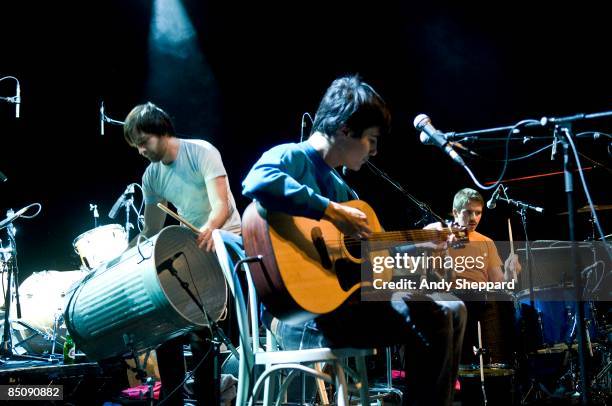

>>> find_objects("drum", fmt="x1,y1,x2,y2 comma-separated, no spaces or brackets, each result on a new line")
73,224,128,269
12,270,88,354
458,364,515,406
64,226,227,361
516,286,597,349
453,290,517,366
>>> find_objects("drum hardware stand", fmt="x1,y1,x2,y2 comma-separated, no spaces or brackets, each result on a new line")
109,183,141,241
591,351,611,393
124,193,135,241
474,321,488,406
0,212,48,363
123,333,156,406
122,184,142,242
11,318,63,361
90,204,99,228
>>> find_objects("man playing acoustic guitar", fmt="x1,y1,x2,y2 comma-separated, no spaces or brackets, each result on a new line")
242,75,466,406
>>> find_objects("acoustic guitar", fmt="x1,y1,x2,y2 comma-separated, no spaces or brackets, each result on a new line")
242,200,467,323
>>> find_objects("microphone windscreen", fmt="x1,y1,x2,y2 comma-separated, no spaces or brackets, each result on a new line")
413,114,430,130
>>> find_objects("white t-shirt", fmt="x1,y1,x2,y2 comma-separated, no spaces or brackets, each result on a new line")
142,138,241,234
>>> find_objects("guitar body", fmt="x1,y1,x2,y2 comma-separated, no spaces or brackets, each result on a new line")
242,200,389,323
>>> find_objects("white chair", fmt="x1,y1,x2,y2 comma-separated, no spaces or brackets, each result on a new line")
212,229,376,405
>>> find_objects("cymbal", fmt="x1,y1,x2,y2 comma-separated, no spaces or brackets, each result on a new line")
557,204,612,215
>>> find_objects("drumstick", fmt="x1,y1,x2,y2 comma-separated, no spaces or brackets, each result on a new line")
507,218,514,256
156,203,200,234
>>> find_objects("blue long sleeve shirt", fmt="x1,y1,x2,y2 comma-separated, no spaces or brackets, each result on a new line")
242,141,357,219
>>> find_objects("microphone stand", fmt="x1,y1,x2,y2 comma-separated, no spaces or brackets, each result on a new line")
365,161,445,226
160,256,239,405
494,186,544,298
101,110,125,127
450,111,612,405
556,124,589,406
0,215,48,362
443,110,612,141
495,188,542,305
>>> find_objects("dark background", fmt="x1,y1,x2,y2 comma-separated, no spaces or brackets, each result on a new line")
1,1,611,278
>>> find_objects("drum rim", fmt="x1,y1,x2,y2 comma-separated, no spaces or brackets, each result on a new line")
72,224,127,248
515,283,577,299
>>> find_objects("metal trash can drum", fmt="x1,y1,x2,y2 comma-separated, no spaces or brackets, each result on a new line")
64,226,227,360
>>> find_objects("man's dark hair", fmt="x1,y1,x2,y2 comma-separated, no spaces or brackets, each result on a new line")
311,75,391,138
123,102,175,146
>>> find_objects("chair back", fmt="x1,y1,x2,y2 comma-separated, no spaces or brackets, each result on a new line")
212,229,262,404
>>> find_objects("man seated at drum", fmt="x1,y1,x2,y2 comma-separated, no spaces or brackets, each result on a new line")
123,102,241,405
427,188,521,284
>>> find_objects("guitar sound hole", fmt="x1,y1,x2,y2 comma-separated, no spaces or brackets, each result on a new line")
344,235,362,259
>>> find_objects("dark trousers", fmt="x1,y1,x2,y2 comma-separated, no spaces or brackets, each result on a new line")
268,292,466,406
156,330,216,406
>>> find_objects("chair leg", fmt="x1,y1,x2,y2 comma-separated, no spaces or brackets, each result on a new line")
301,370,306,405
334,361,349,406
314,362,330,405
263,371,277,406
355,355,370,405
263,331,277,406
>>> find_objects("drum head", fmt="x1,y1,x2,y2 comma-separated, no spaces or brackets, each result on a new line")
73,224,127,269
13,270,87,354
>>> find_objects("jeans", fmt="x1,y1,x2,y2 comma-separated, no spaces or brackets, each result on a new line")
265,292,466,406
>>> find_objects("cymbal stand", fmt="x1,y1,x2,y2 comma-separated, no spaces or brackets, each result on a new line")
0,212,48,362
90,204,99,228
123,184,144,241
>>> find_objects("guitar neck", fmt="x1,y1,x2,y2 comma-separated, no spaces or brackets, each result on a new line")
343,229,450,246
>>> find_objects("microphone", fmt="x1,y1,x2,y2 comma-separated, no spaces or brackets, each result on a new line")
486,184,503,209
108,184,134,219
414,114,465,167
15,82,20,118
100,101,105,136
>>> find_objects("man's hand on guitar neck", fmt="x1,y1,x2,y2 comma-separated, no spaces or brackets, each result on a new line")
323,201,373,239
422,221,458,250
